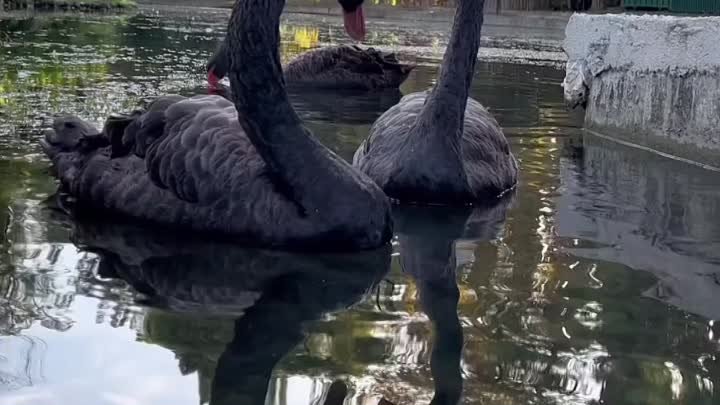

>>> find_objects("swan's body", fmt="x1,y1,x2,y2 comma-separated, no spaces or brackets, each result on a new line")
209,44,413,91
286,45,412,90
353,92,517,203
352,0,518,204
41,0,392,251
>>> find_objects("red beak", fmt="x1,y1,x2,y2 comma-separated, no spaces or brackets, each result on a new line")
208,69,220,93
343,6,366,41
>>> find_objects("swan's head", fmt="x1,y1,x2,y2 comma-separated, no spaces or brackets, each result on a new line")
41,115,106,161
338,0,366,41
206,43,229,92
44,115,98,150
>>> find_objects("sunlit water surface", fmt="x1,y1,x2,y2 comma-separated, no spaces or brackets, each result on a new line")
1,7,719,405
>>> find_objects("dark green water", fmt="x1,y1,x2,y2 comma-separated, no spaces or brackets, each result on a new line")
1,7,719,405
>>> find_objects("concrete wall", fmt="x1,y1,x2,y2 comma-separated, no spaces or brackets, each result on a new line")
563,14,720,168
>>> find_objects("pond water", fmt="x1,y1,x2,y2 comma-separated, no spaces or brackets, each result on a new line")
1,6,719,405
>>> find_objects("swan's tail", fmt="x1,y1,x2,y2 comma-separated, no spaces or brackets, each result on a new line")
41,116,103,188
361,47,415,88
43,94,188,171
41,114,137,193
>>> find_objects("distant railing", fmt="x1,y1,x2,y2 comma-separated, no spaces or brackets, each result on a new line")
624,0,720,14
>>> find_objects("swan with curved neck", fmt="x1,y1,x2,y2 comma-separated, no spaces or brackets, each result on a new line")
353,0,518,205
40,0,392,251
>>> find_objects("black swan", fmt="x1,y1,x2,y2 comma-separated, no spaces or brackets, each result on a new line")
206,0,413,92
40,0,393,251
352,0,518,205
207,43,414,92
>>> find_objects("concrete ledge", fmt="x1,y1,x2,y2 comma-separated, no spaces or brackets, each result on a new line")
563,13,720,168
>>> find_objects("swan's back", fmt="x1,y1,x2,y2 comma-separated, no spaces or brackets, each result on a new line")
42,95,285,241
460,98,518,196
354,92,518,201
284,45,413,90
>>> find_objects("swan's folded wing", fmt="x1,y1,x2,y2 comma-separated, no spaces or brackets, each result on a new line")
335,46,385,75
353,92,427,167
335,47,413,86
143,95,255,204
121,95,186,158
286,45,383,77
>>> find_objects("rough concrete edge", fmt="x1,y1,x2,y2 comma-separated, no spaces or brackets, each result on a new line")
563,13,720,170
564,12,720,75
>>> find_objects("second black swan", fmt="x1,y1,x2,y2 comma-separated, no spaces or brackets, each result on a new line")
206,0,413,92
352,0,518,205
207,44,414,92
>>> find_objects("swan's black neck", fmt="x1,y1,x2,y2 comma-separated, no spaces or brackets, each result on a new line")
224,0,356,218
413,0,485,142
226,0,299,139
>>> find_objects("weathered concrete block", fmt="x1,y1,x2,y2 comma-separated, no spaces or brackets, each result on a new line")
563,13,720,168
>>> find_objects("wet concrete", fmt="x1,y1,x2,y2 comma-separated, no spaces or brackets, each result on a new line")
564,13,720,168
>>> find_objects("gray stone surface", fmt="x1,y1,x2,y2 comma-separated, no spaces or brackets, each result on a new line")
563,13,720,168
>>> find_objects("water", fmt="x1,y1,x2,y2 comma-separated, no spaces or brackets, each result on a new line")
1,6,719,405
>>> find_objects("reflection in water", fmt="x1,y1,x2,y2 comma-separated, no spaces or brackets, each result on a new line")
0,335,46,392
388,199,513,405
0,6,719,405
66,216,390,404
282,25,321,59
288,87,403,126
557,135,720,320
63,195,512,405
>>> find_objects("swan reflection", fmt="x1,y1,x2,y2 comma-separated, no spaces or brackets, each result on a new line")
58,193,512,405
